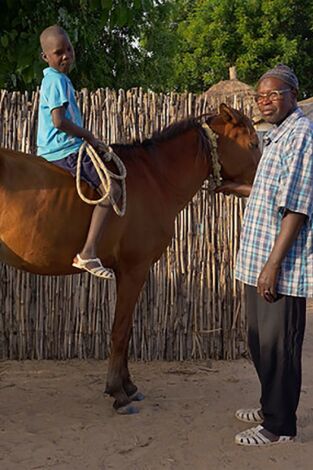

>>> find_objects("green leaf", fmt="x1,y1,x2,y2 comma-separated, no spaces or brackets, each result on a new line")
101,0,112,9
113,6,130,27
1,35,9,48
9,29,18,41
5,0,17,9
88,0,101,9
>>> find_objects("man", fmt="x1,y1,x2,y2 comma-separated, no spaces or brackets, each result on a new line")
218,64,313,446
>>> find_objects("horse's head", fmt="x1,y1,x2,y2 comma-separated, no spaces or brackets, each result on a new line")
206,103,261,185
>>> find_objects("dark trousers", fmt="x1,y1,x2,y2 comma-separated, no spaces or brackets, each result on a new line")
246,285,306,436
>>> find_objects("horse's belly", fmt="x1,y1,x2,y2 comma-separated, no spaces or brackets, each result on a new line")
0,236,77,275
0,191,92,274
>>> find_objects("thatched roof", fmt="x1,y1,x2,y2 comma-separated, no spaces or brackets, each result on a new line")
204,79,255,97
204,66,255,97
202,67,258,119
299,97,313,120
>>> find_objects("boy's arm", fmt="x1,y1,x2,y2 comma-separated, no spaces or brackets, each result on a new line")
51,106,101,149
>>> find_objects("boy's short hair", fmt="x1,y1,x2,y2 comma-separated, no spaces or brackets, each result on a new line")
40,25,69,51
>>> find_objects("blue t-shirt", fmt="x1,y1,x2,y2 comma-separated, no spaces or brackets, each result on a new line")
37,67,83,161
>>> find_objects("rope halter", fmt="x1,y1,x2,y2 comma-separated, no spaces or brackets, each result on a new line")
201,123,222,190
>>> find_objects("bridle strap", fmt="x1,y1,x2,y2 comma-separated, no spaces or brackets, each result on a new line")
201,122,222,190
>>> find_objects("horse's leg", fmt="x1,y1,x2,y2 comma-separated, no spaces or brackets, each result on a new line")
105,264,149,413
122,334,145,402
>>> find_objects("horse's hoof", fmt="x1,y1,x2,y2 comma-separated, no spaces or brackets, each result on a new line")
116,404,140,415
130,391,145,402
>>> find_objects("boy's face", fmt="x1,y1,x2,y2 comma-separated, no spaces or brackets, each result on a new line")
41,33,74,74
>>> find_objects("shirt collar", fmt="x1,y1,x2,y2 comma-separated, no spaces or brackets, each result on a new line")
263,107,304,145
43,67,63,76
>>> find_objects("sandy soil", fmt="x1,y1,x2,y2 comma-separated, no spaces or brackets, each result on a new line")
1,303,313,470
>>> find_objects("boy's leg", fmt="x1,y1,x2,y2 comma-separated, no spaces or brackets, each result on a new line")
73,180,121,274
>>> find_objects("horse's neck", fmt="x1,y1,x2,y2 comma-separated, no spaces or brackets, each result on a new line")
153,129,210,211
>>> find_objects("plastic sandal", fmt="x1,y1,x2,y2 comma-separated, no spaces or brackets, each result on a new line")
235,425,295,446
72,254,115,280
235,408,263,423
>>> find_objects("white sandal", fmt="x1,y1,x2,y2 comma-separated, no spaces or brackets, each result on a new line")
235,408,263,423
235,425,294,446
72,254,115,280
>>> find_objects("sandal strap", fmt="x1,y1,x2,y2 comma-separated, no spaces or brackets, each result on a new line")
75,254,102,265
91,267,113,275
85,266,114,279
235,408,263,423
73,254,115,279
235,425,294,446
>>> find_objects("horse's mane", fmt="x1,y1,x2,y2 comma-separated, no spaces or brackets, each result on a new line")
111,114,215,157
0,114,217,173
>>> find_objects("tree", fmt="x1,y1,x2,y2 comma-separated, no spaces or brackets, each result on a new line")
172,0,313,97
1,0,312,96
0,0,177,91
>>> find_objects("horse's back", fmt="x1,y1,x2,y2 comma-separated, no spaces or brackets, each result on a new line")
0,147,79,188
0,147,175,275
0,147,97,274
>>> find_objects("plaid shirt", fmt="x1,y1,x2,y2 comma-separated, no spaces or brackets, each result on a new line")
236,108,313,297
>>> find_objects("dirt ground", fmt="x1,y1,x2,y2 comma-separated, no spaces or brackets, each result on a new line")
1,303,313,470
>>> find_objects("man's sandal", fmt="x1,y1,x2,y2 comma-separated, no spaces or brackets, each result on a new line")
72,254,115,280
235,425,295,446
235,408,263,423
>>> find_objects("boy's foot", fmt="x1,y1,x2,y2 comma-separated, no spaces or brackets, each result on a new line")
235,425,295,446
72,254,115,279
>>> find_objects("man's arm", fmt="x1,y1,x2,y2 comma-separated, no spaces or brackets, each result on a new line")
215,181,252,198
257,210,307,302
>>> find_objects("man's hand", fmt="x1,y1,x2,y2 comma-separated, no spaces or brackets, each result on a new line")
215,181,252,197
257,210,307,303
257,261,280,303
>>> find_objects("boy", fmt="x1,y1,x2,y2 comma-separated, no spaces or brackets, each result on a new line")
37,25,119,279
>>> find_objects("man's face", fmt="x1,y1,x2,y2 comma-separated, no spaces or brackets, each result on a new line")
256,77,297,125
42,34,74,74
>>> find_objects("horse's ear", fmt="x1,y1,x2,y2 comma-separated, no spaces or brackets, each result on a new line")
219,103,241,124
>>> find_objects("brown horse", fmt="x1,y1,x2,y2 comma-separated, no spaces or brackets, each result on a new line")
0,103,260,414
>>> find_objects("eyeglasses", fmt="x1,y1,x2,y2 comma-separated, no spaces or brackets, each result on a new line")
254,89,291,104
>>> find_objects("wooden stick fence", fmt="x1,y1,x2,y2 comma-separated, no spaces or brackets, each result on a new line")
0,88,250,360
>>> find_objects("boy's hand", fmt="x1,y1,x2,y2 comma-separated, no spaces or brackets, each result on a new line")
85,132,103,152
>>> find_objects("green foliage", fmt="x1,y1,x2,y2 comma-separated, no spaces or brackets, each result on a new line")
0,0,312,97
173,0,313,97
0,0,175,91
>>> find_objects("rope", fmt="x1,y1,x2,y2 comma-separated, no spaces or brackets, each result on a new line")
76,124,219,211
76,141,127,217
201,123,222,190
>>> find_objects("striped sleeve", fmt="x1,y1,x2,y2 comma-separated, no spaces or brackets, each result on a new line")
277,121,313,217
